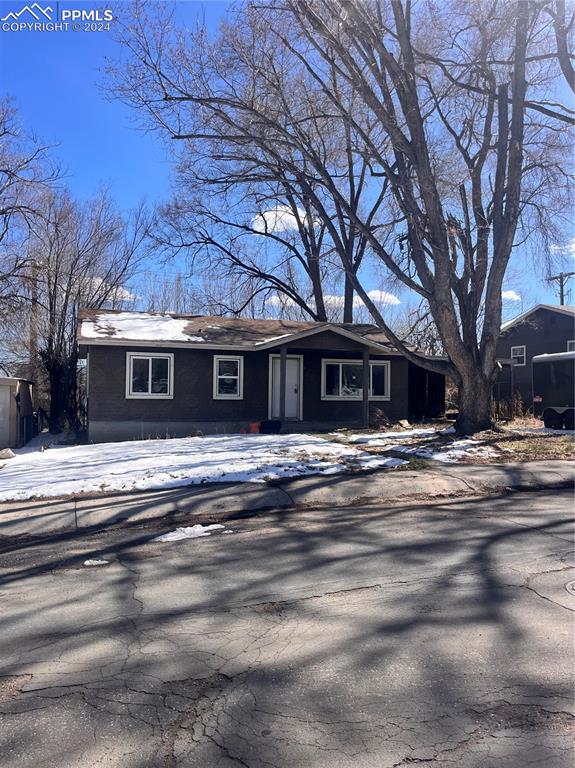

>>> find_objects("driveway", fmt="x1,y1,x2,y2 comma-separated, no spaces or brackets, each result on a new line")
1,489,574,767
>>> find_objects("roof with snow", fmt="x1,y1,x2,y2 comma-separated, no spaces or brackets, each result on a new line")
501,303,575,332
77,309,401,353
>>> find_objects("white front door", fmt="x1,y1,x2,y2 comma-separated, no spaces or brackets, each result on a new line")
270,356,302,420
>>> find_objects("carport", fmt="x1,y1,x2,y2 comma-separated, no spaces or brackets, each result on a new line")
0,377,34,449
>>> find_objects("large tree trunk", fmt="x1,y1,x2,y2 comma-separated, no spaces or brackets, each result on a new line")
456,372,494,434
47,363,68,433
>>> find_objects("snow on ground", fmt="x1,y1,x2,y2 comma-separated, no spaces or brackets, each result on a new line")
388,439,498,463
83,559,110,567
345,427,497,463
347,426,455,445
0,433,405,502
153,524,227,542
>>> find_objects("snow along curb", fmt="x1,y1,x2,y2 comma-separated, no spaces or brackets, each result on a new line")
0,460,573,539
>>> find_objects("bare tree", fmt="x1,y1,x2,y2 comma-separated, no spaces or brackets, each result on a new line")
8,189,150,431
0,99,58,316
113,6,392,323
114,0,573,433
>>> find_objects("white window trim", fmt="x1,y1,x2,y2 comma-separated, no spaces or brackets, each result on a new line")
321,358,390,401
567,340,575,352
125,352,174,399
213,355,244,400
510,345,526,367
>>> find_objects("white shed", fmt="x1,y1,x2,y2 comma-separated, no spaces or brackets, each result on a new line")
0,377,34,449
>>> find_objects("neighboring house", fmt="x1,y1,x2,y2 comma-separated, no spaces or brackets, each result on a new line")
0,377,34,449
77,310,446,443
495,304,575,409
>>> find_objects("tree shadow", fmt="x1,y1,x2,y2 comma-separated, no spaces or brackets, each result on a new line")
0,490,573,767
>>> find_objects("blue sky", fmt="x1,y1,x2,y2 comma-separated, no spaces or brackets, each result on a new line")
0,0,228,209
0,0,570,313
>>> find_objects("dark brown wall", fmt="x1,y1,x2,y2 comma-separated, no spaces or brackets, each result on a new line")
495,308,575,403
287,347,408,423
88,345,269,423
87,343,409,426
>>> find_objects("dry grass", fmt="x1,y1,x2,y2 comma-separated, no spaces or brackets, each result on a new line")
475,429,575,463
324,418,574,465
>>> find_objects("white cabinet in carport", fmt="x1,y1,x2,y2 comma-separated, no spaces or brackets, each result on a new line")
0,384,11,448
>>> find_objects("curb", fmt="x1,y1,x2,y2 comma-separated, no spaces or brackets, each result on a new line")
0,461,573,540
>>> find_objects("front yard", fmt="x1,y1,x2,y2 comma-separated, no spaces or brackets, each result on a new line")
1,419,571,503
0,432,404,502
330,418,575,466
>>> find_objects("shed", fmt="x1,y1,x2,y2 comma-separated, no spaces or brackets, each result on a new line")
0,377,34,449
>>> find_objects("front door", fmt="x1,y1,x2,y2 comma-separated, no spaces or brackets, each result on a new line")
270,356,302,420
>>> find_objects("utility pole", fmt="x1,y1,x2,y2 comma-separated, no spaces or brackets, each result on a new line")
548,271,575,305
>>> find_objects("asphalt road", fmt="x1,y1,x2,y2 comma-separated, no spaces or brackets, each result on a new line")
1,489,574,767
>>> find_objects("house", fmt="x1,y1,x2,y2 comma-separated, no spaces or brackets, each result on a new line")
0,377,34,449
77,309,445,443
495,304,575,409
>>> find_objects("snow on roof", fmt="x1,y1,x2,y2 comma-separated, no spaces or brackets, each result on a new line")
77,309,399,351
79,311,205,343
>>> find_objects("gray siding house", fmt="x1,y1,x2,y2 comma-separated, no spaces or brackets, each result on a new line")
495,304,575,408
78,310,445,443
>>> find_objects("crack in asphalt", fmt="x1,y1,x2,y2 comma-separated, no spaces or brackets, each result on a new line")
2,490,574,767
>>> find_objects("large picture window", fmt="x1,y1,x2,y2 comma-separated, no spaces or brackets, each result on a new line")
321,359,390,400
126,353,173,398
213,355,244,399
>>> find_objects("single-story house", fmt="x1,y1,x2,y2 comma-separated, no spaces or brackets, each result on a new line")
495,303,575,409
77,310,445,443
0,377,34,449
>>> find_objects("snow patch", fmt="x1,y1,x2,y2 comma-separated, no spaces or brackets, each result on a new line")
83,559,110,567
153,524,226,542
0,433,405,502
388,439,498,463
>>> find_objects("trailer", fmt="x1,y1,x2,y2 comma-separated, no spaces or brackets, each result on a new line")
532,351,575,429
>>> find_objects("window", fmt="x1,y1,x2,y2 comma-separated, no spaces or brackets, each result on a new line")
213,355,243,399
321,359,390,400
126,353,173,398
568,340,575,352
510,345,526,366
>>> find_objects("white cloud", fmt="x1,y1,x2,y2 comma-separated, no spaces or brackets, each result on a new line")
360,289,401,307
502,290,521,302
550,236,575,258
87,277,139,304
252,204,308,233
323,291,400,309
265,294,297,308
323,291,399,308
266,289,400,311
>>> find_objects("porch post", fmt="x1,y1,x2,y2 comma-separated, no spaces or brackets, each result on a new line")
362,347,370,427
279,344,287,423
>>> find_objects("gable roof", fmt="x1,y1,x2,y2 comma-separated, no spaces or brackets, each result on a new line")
77,309,402,354
501,303,575,332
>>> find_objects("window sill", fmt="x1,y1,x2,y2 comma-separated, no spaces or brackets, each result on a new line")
125,393,174,400
321,395,391,402
213,395,244,401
